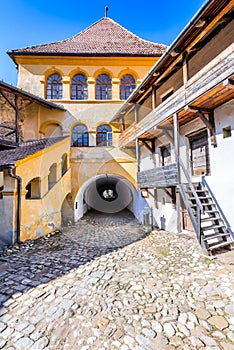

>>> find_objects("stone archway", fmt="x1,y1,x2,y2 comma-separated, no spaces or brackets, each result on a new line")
74,174,145,222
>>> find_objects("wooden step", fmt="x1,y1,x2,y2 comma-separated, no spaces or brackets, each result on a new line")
191,202,215,208
202,224,225,231
204,209,219,214
208,240,234,251
203,233,231,241
201,216,220,222
190,196,211,201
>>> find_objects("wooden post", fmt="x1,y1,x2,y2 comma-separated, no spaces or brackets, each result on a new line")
173,113,180,183
152,86,156,110
182,51,189,85
15,95,20,145
136,138,140,172
135,105,139,123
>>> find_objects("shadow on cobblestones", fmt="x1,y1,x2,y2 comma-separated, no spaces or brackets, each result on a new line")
0,209,149,308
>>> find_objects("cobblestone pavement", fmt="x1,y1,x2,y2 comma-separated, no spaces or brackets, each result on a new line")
0,210,234,350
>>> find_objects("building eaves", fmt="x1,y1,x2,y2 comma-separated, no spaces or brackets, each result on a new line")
0,137,69,166
0,81,66,111
8,17,167,57
111,0,227,122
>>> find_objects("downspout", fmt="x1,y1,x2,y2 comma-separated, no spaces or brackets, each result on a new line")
8,167,22,244
2,164,22,244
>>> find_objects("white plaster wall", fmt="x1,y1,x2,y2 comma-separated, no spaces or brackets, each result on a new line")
205,100,234,231
74,174,140,221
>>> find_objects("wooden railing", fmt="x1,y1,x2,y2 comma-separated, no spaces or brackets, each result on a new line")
137,163,179,188
119,43,234,147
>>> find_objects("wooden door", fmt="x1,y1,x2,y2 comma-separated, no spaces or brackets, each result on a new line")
190,131,210,176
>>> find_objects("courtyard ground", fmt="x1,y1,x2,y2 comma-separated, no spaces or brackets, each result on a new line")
0,210,234,349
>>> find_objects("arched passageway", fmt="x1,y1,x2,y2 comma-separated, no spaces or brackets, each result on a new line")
74,174,145,222
61,193,73,225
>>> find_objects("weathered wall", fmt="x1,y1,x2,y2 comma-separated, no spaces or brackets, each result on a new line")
205,100,234,231
15,137,71,241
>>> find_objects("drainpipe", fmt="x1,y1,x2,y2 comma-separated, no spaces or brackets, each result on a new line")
8,167,22,244
0,164,22,245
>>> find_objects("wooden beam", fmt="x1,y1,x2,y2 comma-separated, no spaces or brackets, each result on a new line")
223,78,234,89
0,89,16,110
140,139,155,153
0,124,15,131
157,125,173,131
136,138,140,172
15,95,20,145
183,51,189,84
198,111,213,130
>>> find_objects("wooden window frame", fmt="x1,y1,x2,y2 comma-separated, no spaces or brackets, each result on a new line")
46,73,62,100
71,74,88,100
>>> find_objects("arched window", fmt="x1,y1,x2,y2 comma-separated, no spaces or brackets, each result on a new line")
71,74,88,100
46,73,62,99
97,124,112,146
96,74,112,100
72,124,89,147
120,74,136,100
25,178,41,199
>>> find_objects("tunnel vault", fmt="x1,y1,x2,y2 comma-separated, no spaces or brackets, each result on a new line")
74,174,139,221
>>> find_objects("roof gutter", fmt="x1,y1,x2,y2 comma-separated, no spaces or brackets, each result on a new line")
0,164,22,245
111,0,216,121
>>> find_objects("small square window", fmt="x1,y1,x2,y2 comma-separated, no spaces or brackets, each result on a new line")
223,126,231,139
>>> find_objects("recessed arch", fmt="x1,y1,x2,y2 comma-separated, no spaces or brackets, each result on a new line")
118,69,139,81
93,68,114,79
46,73,62,99
71,123,89,147
95,73,112,100
43,67,65,81
71,73,88,100
61,192,74,226
25,177,41,199
39,120,63,138
96,124,112,146
119,74,136,100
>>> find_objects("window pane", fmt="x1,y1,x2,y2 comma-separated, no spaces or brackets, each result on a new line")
120,74,136,100
72,124,89,147
71,74,88,100
96,74,112,100
46,73,62,99
97,124,112,146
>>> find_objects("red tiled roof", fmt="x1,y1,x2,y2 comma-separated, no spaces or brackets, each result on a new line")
8,18,167,57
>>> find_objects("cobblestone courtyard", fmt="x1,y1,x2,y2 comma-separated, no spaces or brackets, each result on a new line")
0,210,234,349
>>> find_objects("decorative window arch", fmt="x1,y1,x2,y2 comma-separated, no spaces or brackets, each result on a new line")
72,124,89,147
46,73,62,99
71,74,88,100
96,124,112,146
96,74,112,100
120,74,136,100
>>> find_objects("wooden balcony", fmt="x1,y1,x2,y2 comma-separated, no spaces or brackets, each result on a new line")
119,43,234,147
137,163,179,189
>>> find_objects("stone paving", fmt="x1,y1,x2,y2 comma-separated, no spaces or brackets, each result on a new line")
0,209,234,349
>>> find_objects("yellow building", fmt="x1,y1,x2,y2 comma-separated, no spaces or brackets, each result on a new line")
0,16,166,245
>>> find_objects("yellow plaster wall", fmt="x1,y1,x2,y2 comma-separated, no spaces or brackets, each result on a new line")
15,137,71,241
70,146,137,199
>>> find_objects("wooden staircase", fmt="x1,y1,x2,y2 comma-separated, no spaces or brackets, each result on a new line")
186,182,234,255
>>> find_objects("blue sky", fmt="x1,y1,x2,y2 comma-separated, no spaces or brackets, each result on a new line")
0,0,205,85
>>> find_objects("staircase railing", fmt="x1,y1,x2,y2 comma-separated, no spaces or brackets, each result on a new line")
202,176,233,238
177,157,203,243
